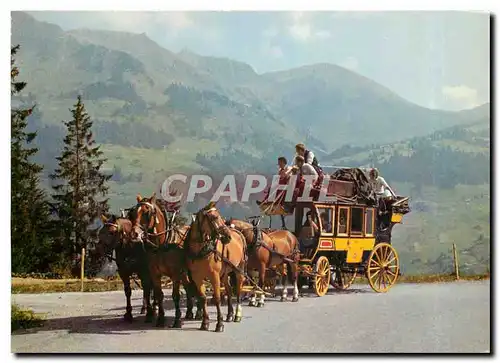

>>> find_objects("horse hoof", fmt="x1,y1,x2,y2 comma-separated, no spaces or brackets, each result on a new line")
185,312,194,320
215,323,224,333
257,302,264,308
124,313,133,322
170,319,182,329
280,297,287,302
199,322,209,331
140,308,146,315
292,297,299,302
195,311,203,321
233,315,242,323
248,301,256,307
226,314,234,322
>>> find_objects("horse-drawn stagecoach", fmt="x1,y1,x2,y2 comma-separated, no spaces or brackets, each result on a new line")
98,167,410,332
256,167,411,295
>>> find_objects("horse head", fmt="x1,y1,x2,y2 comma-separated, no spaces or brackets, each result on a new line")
190,201,231,246
130,193,166,245
97,214,133,261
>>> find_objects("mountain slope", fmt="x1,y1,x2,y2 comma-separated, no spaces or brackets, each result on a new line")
11,11,489,171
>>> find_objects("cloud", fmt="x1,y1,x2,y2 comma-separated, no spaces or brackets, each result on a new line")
289,23,312,41
260,27,283,59
262,27,279,38
340,56,359,71
441,85,480,109
268,45,284,58
286,11,331,42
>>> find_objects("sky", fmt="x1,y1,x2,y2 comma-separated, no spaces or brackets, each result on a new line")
27,11,490,111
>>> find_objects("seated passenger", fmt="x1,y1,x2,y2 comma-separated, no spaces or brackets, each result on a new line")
294,155,318,178
320,212,332,233
369,168,396,213
257,156,293,206
298,212,319,254
295,143,319,168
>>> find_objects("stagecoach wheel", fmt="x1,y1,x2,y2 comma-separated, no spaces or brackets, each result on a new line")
331,266,357,290
314,256,331,297
366,243,400,293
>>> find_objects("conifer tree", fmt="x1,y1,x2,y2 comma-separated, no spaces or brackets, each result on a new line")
11,45,53,273
50,96,111,265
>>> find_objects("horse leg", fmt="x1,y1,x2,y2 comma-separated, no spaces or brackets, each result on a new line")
257,266,266,308
291,262,299,302
233,265,244,323
191,270,210,330
139,275,146,314
170,279,182,328
208,271,224,333
184,281,195,320
223,273,234,322
120,271,133,322
280,263,288,302
151,274,165,327
141,273,154,323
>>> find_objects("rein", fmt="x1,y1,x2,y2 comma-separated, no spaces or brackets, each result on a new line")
133,200,181,250
187,210,271,296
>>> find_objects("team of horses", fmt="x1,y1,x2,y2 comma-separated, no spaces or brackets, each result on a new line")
97,193,301,332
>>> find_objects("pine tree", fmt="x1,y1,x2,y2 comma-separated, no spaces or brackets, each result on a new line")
50,96,111,270
11,45,53,273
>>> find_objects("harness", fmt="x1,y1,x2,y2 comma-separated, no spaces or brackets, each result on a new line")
186,208,272,296
243,217,300,263
133,200,185,251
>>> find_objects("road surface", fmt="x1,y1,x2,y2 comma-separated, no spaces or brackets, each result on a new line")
12,281,490,353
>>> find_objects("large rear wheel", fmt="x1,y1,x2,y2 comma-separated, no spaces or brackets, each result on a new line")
314,256,331,297
366,243,399,293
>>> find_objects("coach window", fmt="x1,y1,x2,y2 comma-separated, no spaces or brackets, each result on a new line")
350,207,364,235
365,208,375,237
317,207,334,234
338,207,349,236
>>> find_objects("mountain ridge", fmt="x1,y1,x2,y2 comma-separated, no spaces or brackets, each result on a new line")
11,11,490,164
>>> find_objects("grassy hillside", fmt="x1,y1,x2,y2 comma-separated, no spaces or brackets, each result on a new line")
391,182,489,275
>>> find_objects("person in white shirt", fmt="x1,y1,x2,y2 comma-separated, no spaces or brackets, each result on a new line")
295,143,317,166
369,168,396,199
293,155,318,178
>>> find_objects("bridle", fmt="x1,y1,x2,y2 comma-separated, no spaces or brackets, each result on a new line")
100,217,130,262
186,207,231,259
132,199,182,249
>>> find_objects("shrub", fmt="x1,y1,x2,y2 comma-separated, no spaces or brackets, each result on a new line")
11,304,45,332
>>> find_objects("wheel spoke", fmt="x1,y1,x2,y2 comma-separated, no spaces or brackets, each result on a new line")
370,268,381,279
381,272,387,290
386,269,397,276
381,246,389,262
386,256,396,265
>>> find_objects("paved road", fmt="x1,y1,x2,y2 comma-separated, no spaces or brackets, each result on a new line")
12,281,490,353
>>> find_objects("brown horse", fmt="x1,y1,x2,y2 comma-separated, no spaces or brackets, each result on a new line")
185,202,247,332
97,214,155,322
227,218,301,306
130,193,200,328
